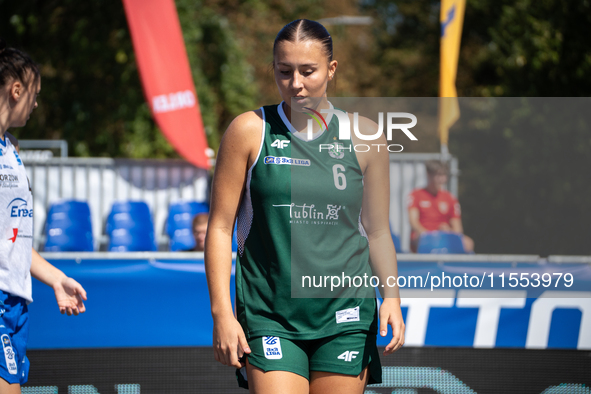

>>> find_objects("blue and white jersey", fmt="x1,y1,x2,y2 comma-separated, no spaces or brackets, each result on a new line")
0,137,33,303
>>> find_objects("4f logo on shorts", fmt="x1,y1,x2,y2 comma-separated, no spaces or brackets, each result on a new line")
337,350,359,362
1,334,17,375
262,336,282,360
271,139,290,149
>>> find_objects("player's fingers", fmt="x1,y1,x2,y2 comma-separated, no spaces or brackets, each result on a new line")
387,322,405,354
383,326,398,355
213,338,224,364
59,307,65,314
228,345,243,368
383,332,399,355
213,334,228,365
216,349,226,365
220,341,235,366
397,331,405,350
77,285,88,301
216,345,227,365
76,294,86,313
238,333,251,354
379,311,389,337
386,336,402,354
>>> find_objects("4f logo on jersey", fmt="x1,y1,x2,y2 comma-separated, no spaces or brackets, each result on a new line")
338,351,359,362
271,139,290,149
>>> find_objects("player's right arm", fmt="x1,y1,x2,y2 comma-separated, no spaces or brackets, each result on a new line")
205,109,262,368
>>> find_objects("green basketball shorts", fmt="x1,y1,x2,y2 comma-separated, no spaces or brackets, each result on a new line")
236,331,382,389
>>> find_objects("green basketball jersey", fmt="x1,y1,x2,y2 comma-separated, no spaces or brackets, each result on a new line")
235,102,377,340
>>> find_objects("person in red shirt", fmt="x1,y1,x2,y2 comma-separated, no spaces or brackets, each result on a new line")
408,160,474,253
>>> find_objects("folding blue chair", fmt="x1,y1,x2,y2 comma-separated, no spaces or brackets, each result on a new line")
107,201,156,252
107,201,153,232
44,200,94,252
108,228,157,252
417,231,465,254
166,201,209,251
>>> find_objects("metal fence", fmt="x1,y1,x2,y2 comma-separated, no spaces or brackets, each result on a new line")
25,158,210,250
24,153,457,252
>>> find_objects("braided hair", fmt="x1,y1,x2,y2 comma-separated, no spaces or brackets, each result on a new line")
0,38,40,89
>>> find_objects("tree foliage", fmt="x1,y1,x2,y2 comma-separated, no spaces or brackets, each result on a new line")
1,0,258,157
364,0,591,254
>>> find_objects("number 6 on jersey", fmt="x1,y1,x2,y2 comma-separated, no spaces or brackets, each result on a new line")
332,164,347,190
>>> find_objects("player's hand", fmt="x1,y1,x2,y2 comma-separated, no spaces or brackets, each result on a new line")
379,298,405,355
212,314,251,368
53,277,87,316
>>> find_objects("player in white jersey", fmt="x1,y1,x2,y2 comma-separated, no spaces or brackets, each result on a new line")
0,39,87,393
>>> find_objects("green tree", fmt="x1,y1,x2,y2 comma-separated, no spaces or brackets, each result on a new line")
1,0,257,157
453,0,591,255
366,0,591,255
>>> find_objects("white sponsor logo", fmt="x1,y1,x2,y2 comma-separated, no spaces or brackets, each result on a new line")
262,336,282,359
338,350,360,362
326,204,341,220
273,203,342,221
264,156,310,166
439,202,449,214
271,139,290,149
336,306,360,324
2,334,17,375
152,90,196,113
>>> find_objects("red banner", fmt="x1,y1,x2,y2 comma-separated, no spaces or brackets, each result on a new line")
122,0,210,169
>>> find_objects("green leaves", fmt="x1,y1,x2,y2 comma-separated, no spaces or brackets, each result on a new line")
2,0,257,158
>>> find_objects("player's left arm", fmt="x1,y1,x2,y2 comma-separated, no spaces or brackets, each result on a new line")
354,116,405,355
30,248,87,315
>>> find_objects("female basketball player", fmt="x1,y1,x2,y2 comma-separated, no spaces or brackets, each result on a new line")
0,39,87,393
205,20,404,393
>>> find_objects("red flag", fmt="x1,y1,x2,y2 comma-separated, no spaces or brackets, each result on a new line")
122,0,210,169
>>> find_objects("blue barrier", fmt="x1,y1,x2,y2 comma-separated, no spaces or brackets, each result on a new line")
28,254,591,350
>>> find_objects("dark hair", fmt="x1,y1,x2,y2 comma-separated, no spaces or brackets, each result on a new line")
273,19,333,62
0,38,40,89
425,160,449,175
